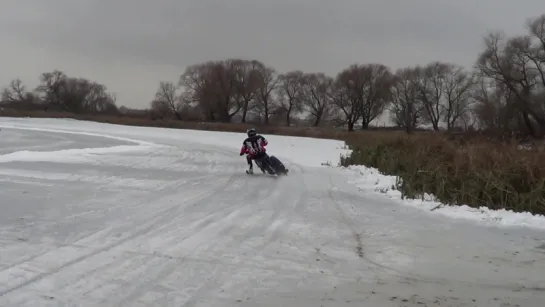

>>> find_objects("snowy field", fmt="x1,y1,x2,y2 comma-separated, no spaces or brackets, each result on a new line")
0,117,544,307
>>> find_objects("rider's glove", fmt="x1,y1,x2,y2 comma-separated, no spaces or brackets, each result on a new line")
240,152,244,156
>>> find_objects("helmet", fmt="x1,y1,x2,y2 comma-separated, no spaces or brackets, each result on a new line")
246,127,257,137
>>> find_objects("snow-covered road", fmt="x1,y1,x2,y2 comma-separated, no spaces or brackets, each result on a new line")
0,118,544,307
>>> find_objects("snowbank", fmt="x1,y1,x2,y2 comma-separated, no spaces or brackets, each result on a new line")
345,165,545,230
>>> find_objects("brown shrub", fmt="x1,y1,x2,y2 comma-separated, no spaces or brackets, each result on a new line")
341,132,545,215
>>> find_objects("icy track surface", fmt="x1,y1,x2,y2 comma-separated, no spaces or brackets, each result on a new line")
0,118,544,307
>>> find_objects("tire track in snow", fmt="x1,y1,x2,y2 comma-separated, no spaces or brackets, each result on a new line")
104,173,304,305
327,174,365,259
0,163,268,304
258,168,309,251
0,171,242,297
88,176,278,305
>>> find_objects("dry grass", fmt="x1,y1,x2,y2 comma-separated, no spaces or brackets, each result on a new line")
341,132,545,215
4,109,545,215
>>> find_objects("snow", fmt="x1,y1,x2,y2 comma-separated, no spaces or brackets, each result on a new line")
0,117,544,306
0,119,348,168
1,117,544,230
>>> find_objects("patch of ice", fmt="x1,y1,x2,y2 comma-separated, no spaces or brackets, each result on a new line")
0,119,349,168
0,145,157,163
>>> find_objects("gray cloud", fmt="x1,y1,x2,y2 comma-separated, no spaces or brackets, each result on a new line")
0,0,542,108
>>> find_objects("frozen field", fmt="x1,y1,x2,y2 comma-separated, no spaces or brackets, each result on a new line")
0,117,544,307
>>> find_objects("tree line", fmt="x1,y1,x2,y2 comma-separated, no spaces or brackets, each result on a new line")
1,70,117,114
2,14,545,136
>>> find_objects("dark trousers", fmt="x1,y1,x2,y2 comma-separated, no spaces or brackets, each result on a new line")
247,152,266,168
246,155,252,167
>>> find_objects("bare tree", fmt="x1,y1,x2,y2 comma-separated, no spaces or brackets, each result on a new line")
1,78,41,109
300,73,333,126
152,81,182,119
335,64,392,129
35,70,116,114
442,65,475,129
254,64,279,124
2,79,25,102
213,60,242,121
150,100,171,119
525,14,545,89
179,60,240,122
179,61,216,120
476,15,545,137
389,67,423,133
478,33,545,137
472,74,520,132
276,71,304,126
36,70,67,110
82,82,117,114
231,59,262,123
56,77,116,113
361,64,392,129
415,63,450,131
330,66,363,131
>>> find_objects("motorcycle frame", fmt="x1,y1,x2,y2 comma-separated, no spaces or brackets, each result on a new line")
253,154,274,174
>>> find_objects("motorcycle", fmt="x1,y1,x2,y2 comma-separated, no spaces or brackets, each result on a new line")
247,153,289,176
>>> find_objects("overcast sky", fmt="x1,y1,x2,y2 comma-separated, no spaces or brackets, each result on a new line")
0,0,542,109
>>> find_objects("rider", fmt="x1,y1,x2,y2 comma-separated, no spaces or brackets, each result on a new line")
239,127,268,174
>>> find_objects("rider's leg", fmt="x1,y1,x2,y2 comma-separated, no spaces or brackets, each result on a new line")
254,153,267,173
246,155,253,173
